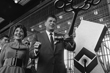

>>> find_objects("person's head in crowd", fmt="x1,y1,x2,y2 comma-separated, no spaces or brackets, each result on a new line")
45,15,57,32
0,35,9,50
12,24,27,41
1,35,9,43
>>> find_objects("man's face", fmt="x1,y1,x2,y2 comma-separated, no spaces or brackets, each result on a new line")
45,17,57,32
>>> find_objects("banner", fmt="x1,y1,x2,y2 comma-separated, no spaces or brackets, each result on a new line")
74,20,107,73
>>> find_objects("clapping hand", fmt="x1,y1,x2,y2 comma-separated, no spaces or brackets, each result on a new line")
64,34,76,45
34,41,41,56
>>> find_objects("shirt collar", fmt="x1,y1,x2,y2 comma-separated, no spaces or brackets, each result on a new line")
46,30,55,41
46,30,54,36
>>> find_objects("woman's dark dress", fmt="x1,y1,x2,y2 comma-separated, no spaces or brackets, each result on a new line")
0,41,29,73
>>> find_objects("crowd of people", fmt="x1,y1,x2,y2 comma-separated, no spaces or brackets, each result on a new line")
0,15,76,73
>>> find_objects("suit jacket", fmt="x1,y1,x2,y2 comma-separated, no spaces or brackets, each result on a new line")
30,31,75,73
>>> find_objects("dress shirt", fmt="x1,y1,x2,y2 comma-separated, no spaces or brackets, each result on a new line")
46,30,54,42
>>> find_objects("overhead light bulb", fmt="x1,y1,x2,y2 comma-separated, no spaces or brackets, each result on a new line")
31,28,34,31
99,18,103,22
14,0,20,3
57,25,60,28
67,21,71,25
39,25,42,28
59,15,63,19
80,16,83,20
94,10,98,15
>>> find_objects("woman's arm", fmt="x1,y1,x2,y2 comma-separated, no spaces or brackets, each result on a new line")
29,34,40,59
0,44,6,67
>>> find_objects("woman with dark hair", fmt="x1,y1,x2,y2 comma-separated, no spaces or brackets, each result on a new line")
0,24,31,73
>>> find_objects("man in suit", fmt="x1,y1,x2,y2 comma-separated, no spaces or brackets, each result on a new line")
33,15,76,73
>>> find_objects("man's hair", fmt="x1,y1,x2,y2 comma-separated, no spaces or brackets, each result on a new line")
46,15,57,21
0,35,9,39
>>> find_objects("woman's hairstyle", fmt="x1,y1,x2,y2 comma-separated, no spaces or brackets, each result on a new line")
12,24,27,38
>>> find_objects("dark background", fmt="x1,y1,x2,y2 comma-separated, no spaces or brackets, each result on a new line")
0,0,43,30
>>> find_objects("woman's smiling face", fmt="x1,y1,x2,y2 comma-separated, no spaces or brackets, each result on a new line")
13,27,24,40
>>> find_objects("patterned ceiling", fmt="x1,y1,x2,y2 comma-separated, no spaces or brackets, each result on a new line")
30,0,110,35
0,0,110,39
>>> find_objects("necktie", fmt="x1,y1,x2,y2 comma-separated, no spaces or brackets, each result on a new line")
50,33,54,50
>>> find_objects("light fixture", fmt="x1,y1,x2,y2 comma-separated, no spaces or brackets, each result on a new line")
59,15,63,19
99,18,103,22
94,10,98,15
57,25,60,28
54,0,102,36
31,28,34,31
14,0,21,3
14,0,30,6
64,30,67,33
54,0,102,12
54,0,65,9
80,16,84,20
67,21,71,25
39,25,42,28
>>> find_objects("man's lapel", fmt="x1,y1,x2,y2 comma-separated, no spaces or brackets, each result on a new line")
54,33,58,52
43,31,54,52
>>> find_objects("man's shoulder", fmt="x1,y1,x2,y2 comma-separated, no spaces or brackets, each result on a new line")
32,31,45,38
33,31,42,36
